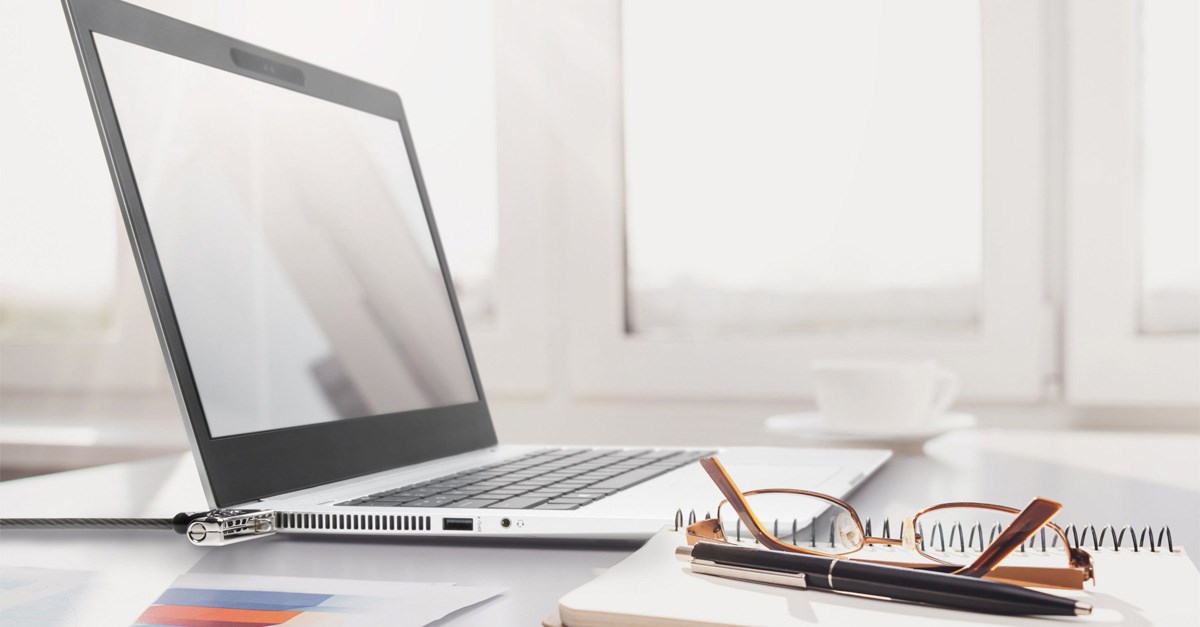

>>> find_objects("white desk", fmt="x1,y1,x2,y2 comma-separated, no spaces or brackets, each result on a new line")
1,429,1197,626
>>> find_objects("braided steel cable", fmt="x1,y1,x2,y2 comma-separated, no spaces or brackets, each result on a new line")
0,517,175,530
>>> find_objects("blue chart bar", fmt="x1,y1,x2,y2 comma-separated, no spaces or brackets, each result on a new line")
153,587,333,611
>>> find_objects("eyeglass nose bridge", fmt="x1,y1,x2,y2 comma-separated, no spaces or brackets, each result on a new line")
901,516,918,551
835,511,863,547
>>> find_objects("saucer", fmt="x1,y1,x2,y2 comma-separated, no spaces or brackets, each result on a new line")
764,412,977,445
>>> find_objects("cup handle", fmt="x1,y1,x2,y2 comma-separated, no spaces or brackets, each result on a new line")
930,369,959,416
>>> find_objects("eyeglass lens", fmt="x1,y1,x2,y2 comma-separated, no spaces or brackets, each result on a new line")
718,491,864,554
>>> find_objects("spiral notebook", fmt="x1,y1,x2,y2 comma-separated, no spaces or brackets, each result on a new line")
547,518,1199,627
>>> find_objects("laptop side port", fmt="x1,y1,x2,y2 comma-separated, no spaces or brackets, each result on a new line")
442,517,473,531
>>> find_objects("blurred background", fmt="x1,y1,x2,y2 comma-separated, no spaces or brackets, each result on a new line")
1,0,1196,479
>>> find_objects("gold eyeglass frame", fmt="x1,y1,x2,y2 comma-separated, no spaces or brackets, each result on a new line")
688,456,1095,590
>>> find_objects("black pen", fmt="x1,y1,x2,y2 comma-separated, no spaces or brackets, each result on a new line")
677,542,1092,617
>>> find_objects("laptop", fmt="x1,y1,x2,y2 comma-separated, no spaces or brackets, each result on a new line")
61,0,890,539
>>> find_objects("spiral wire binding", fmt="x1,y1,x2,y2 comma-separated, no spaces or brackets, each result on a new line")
672,509,1177,552
929,522,947,552
1116,526,1136,552
967,522,983,552
1080,525,1100,550
1160,527,1174,552
1139,525,1157,552
1100,526,1115,551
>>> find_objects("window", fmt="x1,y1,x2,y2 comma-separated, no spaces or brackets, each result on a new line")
562,0,1047,401
1065,0,1199,404
624,0,983,336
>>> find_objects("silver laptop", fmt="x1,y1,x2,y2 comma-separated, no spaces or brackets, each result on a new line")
62,0,890,539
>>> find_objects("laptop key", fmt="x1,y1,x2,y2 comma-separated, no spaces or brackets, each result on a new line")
532,503,580,510
395,488,443,497
445,499,499,508
400,494,460,504
487,496,548,509
474,492,521,501
475,488,523,495
402,498,455,507
451,486,492,495
523,490,571,499
565,490,615,500
473,479,514,487
439,485,480,494
372,496,420,504
589,467,671,491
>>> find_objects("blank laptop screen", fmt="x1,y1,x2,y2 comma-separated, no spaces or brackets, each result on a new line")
93,34,479,438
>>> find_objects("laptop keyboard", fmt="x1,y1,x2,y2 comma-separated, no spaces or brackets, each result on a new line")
337,447,714,511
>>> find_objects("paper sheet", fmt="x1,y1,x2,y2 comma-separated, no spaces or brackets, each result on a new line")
1,566,504,626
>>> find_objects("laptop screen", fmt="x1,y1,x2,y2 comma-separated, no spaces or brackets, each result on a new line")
92,34,479,438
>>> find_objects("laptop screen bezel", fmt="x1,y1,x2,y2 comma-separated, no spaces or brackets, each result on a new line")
61,0,499,507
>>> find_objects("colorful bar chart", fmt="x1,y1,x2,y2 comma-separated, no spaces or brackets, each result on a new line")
134,587,332,626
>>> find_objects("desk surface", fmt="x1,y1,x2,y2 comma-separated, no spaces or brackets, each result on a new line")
1,429,1197,626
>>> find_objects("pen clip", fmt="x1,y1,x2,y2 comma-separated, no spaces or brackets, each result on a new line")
688,558,808,590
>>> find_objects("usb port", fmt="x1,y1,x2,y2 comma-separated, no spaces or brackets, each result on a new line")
442,517,473,532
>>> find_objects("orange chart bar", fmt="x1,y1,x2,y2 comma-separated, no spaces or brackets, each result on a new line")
136,604,301,627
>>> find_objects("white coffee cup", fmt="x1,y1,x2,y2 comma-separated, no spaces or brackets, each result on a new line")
811,360,959,433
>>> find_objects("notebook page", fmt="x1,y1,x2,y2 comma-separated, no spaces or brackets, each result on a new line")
557,530,1199,626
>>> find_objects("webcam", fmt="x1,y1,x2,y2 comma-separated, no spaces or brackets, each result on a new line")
230,48,304,86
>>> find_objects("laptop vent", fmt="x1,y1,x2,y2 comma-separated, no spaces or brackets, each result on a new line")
276,512,432,532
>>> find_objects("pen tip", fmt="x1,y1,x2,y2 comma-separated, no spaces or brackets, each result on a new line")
1074,601,1093,616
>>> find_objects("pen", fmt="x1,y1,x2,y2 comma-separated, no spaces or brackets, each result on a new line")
677,542,1092,617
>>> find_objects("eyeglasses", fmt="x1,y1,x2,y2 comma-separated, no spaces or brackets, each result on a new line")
687,456,1095,590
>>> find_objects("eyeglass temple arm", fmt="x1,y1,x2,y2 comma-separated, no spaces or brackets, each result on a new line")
699,457,745,506
954,497,1062,578
697,457,770,541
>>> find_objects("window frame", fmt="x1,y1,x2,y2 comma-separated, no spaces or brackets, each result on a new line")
558,0,1051,402
1064,0,1200,405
